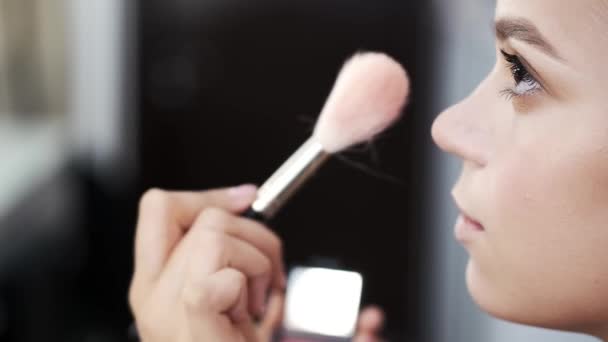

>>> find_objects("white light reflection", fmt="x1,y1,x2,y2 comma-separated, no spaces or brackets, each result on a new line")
284,267,362,338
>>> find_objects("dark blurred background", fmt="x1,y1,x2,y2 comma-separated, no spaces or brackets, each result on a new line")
140,1,425,341
0,1,429,340
6,1,582,342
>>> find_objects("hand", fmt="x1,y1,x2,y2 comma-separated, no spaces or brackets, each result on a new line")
129,185,286,342
354,306,386,342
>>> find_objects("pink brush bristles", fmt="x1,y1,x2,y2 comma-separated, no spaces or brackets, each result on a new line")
312,52,410,154
247,52,410,220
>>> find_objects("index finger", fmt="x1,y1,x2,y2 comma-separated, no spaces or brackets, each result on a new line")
133,185,257,284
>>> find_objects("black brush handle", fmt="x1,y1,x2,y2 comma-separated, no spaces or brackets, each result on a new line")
242,207,268,223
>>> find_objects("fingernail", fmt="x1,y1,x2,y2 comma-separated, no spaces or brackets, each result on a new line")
228,184,257,202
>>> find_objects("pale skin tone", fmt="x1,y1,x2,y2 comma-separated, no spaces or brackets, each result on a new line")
129,185,384,341
130,0,608,341
432,0,608,340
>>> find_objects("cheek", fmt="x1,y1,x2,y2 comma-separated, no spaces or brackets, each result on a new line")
468,131,608,329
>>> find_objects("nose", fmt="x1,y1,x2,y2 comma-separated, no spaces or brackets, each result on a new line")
431,80,494,167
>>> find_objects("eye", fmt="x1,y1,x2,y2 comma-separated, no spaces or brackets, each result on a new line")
500,50,542,100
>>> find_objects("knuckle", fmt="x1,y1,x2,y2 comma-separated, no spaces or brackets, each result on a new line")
200,230,229,250
196,207,230,231
262,255,273,274
128,282,140,315
182,280,210,311
198,231,229,266
235,270,247,284
214,270,247,308
134,308,160,340
128,279,151,321
271,234,283,257
258,259,272,278
182,269,246,313
128,291,157,338
231,272,247,293
226,269,247,289
138,188,170,213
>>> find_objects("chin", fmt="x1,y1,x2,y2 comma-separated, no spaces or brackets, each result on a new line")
464,259,605,334
465,261,523,323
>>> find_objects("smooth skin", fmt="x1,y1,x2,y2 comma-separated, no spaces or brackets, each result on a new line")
132,0,608,340
129,185,384,341
433,0,608,340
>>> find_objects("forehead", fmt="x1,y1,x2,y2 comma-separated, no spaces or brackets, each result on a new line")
495,0,608,69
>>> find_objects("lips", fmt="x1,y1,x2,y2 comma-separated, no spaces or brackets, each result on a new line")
451,190,484,231
460,212,484,231
452,188,485,230
451,191,485,243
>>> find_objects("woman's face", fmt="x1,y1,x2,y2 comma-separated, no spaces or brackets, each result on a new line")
432,0,608,337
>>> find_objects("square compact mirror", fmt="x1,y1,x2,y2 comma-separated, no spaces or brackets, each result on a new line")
278,267,363,342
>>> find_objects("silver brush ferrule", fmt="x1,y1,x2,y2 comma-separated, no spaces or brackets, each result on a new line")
251,138,330,219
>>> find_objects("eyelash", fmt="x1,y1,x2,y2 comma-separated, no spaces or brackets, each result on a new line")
499,50,542,100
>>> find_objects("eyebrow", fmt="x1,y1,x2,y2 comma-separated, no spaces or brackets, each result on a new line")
495,17,563,60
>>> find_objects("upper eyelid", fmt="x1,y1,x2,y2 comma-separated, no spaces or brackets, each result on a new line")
515,55,549,93
497,38,573,99
500,50,516,60
499,48,547,91
500,50,526,70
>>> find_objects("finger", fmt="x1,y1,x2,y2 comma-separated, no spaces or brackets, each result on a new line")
191,207,286,289
250,274,271,318
161,206,283,312
225,270,250,323
258,289,285,342
357,305,385,335
183,268,248,341
133,185,257,284
176,230,272,317
182,267,246,319
190,208,284,315
184,268,259,341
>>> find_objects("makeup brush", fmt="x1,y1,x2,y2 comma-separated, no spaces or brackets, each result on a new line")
128,52,409,341
245,52,410,221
